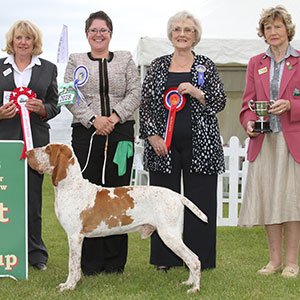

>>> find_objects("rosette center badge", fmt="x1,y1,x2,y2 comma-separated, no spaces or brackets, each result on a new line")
74,65,89,87
164,88,185,111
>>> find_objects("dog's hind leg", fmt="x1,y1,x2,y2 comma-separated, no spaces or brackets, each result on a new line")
58,233,84,292
157,230,201,293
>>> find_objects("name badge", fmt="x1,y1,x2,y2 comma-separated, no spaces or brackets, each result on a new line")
258,67,268,75
3,68,12,77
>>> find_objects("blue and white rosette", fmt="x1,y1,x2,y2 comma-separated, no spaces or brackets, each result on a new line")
73,65,88,105
196,65,206,87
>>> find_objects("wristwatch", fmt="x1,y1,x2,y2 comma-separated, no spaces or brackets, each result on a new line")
88,116,96,126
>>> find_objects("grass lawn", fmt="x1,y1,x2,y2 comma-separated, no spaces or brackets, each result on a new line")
1,174,299,300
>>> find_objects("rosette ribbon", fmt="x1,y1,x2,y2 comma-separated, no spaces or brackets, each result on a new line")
73,65,88,106
73,79,87,105
163,88,186,151
9,87,36,159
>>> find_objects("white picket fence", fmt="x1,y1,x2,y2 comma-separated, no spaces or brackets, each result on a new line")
131,136,250,226
217,136,249,226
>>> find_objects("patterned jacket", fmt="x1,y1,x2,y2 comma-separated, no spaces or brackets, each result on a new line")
139,53,226,175
64,51,141,128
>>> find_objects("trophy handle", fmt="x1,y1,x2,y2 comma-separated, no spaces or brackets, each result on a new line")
248,99,255,112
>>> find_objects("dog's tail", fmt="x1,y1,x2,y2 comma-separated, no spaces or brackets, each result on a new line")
181,196,208,223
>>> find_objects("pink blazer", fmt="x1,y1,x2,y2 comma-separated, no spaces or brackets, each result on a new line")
240,50,300,163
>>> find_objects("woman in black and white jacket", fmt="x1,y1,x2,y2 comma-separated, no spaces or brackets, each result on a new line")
64,10,141,276
140,11,226,272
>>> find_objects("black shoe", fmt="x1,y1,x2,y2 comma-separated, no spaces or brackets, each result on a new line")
156,266,170,273
33,263,47,270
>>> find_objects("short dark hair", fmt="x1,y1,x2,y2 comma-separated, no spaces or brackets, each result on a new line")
85,11,113,34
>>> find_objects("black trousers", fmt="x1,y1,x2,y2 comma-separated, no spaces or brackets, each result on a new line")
71,125,133,275
28,167,48,266
149,141,217,270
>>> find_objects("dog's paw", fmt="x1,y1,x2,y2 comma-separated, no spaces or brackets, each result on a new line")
187,286,200,294
57,282,76,292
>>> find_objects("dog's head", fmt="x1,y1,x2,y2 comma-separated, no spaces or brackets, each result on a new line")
26,144,75,186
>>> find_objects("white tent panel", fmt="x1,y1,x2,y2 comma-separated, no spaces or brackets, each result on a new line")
135,37,300,66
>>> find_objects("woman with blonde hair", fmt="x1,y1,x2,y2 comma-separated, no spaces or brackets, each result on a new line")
0,20,60,270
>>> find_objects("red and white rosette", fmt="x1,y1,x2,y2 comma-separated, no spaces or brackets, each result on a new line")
9,87,37,159
163,87,186,150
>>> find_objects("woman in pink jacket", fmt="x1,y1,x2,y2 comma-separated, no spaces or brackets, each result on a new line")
239,5,300,278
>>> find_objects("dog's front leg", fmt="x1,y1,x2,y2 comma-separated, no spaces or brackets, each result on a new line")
58,233,84,292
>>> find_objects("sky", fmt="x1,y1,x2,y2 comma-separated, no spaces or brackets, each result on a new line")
1,0,300,79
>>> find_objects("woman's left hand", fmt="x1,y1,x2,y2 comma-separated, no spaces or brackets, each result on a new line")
269,99,291,116
25,98,46,117
177,82,206,106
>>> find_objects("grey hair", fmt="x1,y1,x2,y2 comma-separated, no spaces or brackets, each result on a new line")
167,11,202,47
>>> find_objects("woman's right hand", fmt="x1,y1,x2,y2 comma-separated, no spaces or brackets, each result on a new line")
94,116,115,135
246,121,260,138
0,102,17,120
148,135,168,156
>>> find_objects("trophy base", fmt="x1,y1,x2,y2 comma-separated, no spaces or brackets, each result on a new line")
253,121,272,133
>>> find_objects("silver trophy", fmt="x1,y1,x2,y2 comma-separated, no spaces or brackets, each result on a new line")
248,100,275,133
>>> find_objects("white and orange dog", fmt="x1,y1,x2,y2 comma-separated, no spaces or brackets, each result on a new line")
26,144,208,293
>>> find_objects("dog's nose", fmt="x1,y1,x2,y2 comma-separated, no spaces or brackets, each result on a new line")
25,149,32,158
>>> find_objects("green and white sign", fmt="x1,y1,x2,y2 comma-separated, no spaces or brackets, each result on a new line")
0,140,27,280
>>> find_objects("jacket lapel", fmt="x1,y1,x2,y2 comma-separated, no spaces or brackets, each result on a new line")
258,56,270,100
279,56,298,98
1,64,17,90
28,63,42,92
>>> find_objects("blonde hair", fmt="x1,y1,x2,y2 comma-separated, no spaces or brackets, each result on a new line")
257,5,295,42
3,20,43,55
167,11,202,47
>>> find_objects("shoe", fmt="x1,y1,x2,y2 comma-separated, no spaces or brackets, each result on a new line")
33,263,47,270
281,266,299,278
257,263,283,275
156,266,170,273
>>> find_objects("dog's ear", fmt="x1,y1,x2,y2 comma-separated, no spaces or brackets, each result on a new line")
46,144,73,186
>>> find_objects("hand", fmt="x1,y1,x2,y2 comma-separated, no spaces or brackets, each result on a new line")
94,116,115,135
268,99,291,116
0,101,17,119
148,135,168,156
25,98,46,116
246,121,260,138
108,112,120,126
177,82,206,105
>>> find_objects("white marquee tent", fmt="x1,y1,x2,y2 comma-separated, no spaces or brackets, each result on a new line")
135,37,300,68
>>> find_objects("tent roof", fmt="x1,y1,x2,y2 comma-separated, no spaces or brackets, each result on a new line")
135,36,300,66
